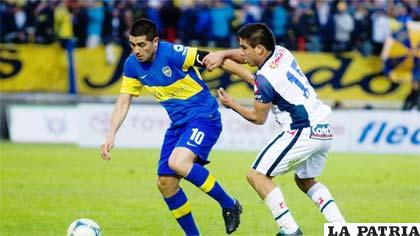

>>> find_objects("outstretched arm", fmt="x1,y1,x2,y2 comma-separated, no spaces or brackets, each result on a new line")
203,49,246,71
220,59,255,85
101,93,132,160
217,88,271,125
193,50,254,84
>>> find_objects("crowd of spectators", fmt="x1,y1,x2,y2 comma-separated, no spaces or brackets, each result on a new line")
1,0,419,57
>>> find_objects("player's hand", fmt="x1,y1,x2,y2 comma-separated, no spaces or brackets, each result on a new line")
203,52,224,71
101,135,115,160
217,87,234,108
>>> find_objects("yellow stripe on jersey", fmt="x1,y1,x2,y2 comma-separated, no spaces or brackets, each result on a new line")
171,201,191,219
182,47,198,71
193,67,204,80
144,74,203,102
200,174,216,193
120,76,143,96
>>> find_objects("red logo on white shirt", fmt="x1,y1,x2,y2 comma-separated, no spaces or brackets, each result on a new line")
279,202,286,209
317,197,324,207
269,49,286,69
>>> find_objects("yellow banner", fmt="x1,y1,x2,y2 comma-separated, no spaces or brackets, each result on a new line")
202,51,410,101
0,44,68,92
73,45,123,94
0,44,410,101
294,52,410,101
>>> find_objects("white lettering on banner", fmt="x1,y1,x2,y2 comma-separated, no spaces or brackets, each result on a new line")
89,112,110,134
324,223,420,236
215,108,282,151
78,104,169,147
332,124,345,136
75,105,420,154
8,105,77,143
130,116,167,131
14,104,402,154
45,116,66,134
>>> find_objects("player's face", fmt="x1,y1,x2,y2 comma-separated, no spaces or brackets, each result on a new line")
129,35,159,62
239,38,258,67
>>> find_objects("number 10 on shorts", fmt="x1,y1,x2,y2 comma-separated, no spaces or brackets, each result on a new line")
190,128,205,145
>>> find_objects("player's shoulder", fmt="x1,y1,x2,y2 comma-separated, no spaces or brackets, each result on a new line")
122,54,141,77
159,41,173,50
260,45,293,74
255,72,273,88
123,54,138,72
159,41,188,53
158,41,190,62
124,53,137,65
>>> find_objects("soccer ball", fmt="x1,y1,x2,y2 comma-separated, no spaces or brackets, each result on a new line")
67,218,101,236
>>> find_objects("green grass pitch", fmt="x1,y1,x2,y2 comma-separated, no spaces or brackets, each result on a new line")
1,143,419,236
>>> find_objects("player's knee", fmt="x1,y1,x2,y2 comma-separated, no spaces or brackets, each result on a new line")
168,155,183,173
168,151,194,176
246,169,261,187
156,176,178,193
156,176,170,190
294,174,316,193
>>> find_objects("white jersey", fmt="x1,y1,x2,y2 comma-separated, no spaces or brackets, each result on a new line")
254,46,331,131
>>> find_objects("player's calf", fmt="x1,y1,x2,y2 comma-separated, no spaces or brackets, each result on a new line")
163,188,200,236
294,175,317,193
306,182,345,223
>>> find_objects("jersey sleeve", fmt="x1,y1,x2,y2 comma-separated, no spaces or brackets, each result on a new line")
169,44,198,71
120,57,143,96
254,74,276,103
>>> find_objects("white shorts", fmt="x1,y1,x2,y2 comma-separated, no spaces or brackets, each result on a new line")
251,124,333,178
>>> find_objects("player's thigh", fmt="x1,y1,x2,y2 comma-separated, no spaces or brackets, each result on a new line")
158,127,181,176
295,139,331,178
252,128,321,176
176,118,222,164
294,151,327,179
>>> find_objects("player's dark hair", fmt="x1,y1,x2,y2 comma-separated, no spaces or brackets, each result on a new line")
238,23,275,52
129,18,158,41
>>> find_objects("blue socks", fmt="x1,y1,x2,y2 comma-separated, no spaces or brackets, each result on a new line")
163,164,235,235
185,163,235,209
164,188,199,236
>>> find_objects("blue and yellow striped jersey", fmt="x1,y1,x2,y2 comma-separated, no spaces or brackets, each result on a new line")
120,41,220,126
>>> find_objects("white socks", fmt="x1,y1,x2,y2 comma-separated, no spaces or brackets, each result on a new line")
264,187,299,234
263,183,345,234
307,182,345,223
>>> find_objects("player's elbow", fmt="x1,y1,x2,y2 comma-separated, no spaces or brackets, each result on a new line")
251,116,267,125
253,119,266,125
250,108,269,125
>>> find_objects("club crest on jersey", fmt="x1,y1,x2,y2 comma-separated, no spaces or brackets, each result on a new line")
310,124,333,140
162,66,172,77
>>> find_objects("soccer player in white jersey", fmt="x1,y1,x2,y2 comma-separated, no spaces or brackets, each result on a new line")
203,23,346,236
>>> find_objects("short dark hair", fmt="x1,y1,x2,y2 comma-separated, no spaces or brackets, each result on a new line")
238,23,275,52
129,18,158,41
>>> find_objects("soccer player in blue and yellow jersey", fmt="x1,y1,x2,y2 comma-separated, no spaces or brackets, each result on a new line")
100,18,253,235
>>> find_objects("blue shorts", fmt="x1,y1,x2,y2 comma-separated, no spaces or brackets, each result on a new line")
157,118,222,176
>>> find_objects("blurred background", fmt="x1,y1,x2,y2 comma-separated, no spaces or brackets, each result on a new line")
0,0,419,150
